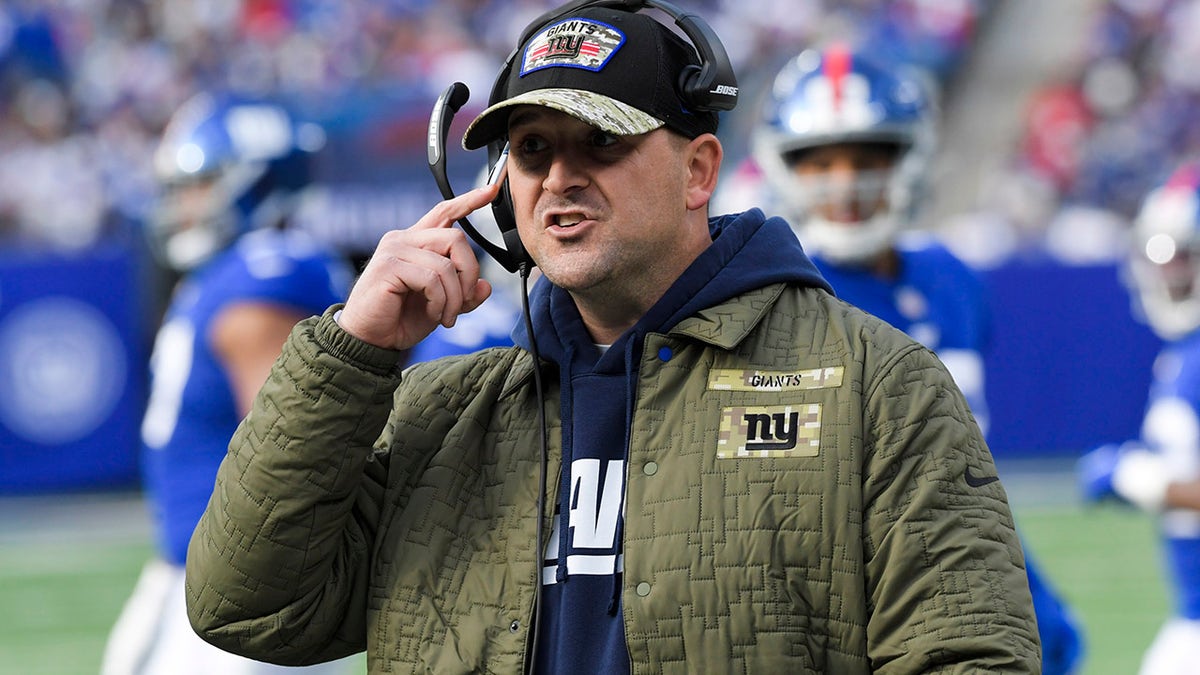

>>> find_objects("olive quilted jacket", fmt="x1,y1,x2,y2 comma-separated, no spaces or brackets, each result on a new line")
186,284,1040,674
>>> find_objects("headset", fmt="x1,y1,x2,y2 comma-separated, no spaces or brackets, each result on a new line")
426,0,739,275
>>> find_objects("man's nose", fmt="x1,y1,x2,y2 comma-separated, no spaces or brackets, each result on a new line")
825,163,859,195
542,151,590,195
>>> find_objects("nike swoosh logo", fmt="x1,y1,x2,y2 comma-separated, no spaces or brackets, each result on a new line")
964,468,1000,488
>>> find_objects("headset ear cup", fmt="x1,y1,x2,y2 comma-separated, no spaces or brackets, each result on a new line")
491,179,516,235
677,64,703,108
491,179,533,268
486,139,515,236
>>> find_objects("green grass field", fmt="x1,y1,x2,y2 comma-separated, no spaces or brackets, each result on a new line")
1017,504,1168,675
0,488,1171,675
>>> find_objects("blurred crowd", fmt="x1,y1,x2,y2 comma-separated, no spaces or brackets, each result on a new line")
0,0,989,257
25,0,1200,271
20,0,1194,271
955,0,1200,267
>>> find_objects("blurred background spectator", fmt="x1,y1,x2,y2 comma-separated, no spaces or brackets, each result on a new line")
0,0,991,257
27,0,1195,272
939,0,1200,269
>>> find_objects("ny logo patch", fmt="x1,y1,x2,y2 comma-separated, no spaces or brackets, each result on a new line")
717,404,821,459
521,18,624,75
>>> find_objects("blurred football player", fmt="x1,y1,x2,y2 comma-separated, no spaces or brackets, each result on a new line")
101,94,356,675
745,45,993,428
1079,161,1200,675
736,44,1085,674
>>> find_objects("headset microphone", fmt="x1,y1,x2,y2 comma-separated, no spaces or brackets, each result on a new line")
427,82,529,274
426,82,468,170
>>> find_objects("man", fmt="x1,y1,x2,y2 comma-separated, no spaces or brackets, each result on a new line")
102,95,355,675
185,3,1040,672
741,45,1084,674
1079,160,1200,674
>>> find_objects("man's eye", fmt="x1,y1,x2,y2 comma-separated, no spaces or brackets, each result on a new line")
516,137,546,155
590,131,619,148
793,161,830,174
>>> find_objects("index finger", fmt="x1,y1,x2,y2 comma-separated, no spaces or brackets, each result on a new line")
411,178,505,233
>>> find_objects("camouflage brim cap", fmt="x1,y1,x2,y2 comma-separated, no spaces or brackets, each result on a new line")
462,6,717,150
463,88,664,148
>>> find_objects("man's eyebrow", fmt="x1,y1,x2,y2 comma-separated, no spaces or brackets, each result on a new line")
507,108,548,132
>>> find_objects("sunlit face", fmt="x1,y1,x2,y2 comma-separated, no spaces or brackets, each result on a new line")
1162,253,1196,302
504,106,699,297
169,177,218,232
150,172,234,271
787,142,899,224
1141,234,1196,302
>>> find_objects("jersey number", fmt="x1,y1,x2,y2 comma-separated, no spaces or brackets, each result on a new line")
141,318,195,449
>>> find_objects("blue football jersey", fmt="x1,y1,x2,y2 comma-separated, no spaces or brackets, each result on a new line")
1145,331,1200,445
812,234,988,352
812,234,991,424
1143,330,1200,618
140,229,351,564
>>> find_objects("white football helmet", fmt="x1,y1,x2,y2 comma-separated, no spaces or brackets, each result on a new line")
1128,163,1200,340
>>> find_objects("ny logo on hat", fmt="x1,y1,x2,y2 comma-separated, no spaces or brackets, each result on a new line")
521,19,625,75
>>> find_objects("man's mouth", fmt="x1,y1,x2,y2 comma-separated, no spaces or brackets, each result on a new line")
552,213,586,228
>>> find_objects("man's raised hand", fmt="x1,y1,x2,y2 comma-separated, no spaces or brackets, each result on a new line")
337,182,503,351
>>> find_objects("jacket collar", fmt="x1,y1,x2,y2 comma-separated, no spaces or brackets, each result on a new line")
500,348,539,399
667,282,789,350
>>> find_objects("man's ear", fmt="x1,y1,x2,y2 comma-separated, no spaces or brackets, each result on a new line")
685,133,723,211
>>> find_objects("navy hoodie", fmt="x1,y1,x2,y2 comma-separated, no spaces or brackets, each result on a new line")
511,209,831,673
